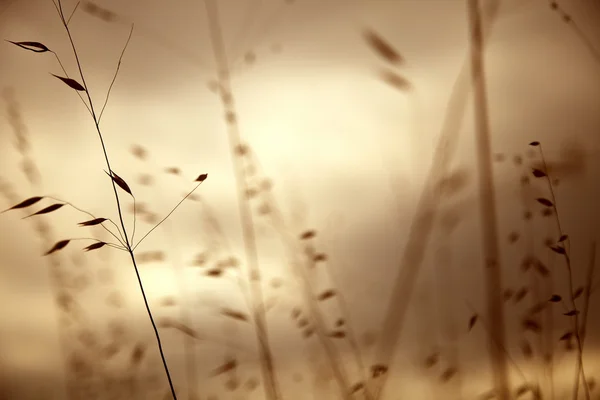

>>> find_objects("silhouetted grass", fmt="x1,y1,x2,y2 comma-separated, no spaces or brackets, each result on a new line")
2,1,209,399
1,1,599,399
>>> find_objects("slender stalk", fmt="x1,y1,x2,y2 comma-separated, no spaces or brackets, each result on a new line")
142,158,200,400
261,217,356,400
518,171,545,397
534,144,590,400
302,244,362,400
316,253,373,398
248,153,371,399
574,241,597,398
167,220,199,400
203,1,281,398
464,300,529,386
52,1,177,398
368,1,502,399
242,159,370,398
543,223,556,400
466,1,510,399
546,0,600,67
433,240,464,400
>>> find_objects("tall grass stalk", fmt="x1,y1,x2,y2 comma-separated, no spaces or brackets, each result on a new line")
55,10,179,399
4,0,197,397
575,241,597,399
532,143,590,400
237,150,367,399
308,243,374,398
517,164,549,398
368,1,502,398
141,166,199,399
433,235,464,400
523,174,545,396
466,0,510,398
273,239,356,399
249,153,371,398
544,222,557,400
203,1,281,398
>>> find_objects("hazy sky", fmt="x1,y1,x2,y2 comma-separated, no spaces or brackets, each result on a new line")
1,0,600,399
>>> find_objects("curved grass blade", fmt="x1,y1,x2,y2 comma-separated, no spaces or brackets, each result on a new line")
362,29,404,65
83,241,106,251
51,74,86,91
211,358,237,377
317,289,336,301
45,239,70,255
220,308,249,322
6,40,50,53
1,196,44,213
23,203,64,219
379,69,412,92
78,217,108,226
536,198,553,207
104,170,132,195
300,230,316,240
468,314,478,332
549,294,562,302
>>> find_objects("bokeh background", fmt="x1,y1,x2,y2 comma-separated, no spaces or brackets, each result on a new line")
1,0,600,399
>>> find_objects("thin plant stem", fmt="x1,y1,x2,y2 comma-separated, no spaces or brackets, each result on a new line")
51,1,178,397
203,1,281,398
43,195,127,246
246,151,371,399
544,222,557,400
164,169,255,322
302,244,360,400
142,157,204,400
98,24,134,123
546,0,600,67
534,144,590,400
132,181,205,251
464,300,530,387
266,215,358,399
368,1,503,398
518,171,545,397
53,236,126,250
316,252,373,398
156,220,198,400
433,239,464,400
574,241,597,397
65,1,79,25
50,51,92,116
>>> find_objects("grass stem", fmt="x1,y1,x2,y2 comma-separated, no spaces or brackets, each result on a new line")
52,1,178,397
466,0,510,398
203,1,281,398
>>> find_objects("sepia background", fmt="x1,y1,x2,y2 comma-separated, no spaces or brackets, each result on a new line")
1,0,600,399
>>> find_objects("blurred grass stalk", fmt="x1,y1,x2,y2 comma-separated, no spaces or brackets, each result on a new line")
2,90,73,399
575,241,597,399
368,0,502,398
533,142,591,400
8,1,181,398
203,0,281,398
466,0,510,399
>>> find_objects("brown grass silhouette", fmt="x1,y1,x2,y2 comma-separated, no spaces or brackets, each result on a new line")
1,0,600,399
